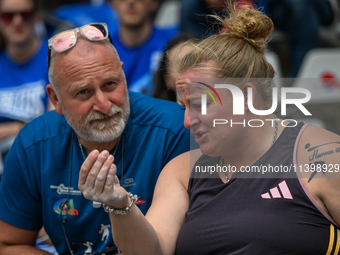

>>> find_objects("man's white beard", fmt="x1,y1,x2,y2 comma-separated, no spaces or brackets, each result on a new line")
62,98,130,143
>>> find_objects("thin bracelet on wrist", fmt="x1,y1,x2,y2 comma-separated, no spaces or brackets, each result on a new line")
102,192,138,215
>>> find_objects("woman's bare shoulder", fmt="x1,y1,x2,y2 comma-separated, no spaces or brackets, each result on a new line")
160,149,202,187
297,124,340,226
297,125,340,167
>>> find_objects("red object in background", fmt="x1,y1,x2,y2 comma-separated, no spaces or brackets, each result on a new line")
219,0,256,34
236,0,255,9
135,199,146,205
321,72,340,89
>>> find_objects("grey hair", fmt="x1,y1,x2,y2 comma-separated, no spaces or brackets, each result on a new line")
48,49,59,94
48,38,120,95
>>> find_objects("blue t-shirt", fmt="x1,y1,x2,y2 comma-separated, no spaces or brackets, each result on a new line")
0,91,190,255
111,26,178,96
0,40,49,123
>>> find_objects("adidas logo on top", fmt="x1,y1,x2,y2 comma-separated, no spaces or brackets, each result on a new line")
261,180,293,199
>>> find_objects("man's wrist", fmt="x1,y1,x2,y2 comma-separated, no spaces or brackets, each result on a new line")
102,192,138,215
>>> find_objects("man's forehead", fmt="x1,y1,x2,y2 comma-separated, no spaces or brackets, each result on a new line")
55,39,117,64
53,46,120,85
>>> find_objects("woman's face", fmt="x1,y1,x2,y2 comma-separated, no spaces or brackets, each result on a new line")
0,0,37,45
177,65,245,157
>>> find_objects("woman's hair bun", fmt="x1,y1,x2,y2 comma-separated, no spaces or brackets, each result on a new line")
219,1,274,53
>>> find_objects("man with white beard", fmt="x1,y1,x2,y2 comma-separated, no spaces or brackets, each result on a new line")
0,23,190,255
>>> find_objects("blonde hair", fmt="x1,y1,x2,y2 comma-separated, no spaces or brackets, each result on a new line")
176,2,276,108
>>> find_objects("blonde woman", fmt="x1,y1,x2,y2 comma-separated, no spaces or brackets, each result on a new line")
79,3,340,254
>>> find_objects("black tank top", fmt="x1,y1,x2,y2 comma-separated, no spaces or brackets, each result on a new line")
175,123,340,255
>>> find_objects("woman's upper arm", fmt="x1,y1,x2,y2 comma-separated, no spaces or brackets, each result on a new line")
145,150,200,254
297,125,340,225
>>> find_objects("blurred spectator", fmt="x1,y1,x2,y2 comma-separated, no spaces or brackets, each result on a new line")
41,0,91,12
0,28,3,49
153,33,197,102
0,0,51,167
53,1,118,33
109,0,178,95
266,0,334,77
180,0,226,38
0,0,56,253
180,0,334,78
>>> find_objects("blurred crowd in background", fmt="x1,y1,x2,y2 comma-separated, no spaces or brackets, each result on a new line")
0,0,339,253
0,0,340,179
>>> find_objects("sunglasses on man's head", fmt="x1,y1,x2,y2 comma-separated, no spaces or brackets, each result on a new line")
0,10,34,25
47,22,113,70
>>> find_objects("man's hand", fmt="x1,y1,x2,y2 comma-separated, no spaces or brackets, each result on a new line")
78,150,129,209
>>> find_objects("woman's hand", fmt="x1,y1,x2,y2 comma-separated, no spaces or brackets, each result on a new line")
78,150,129,209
